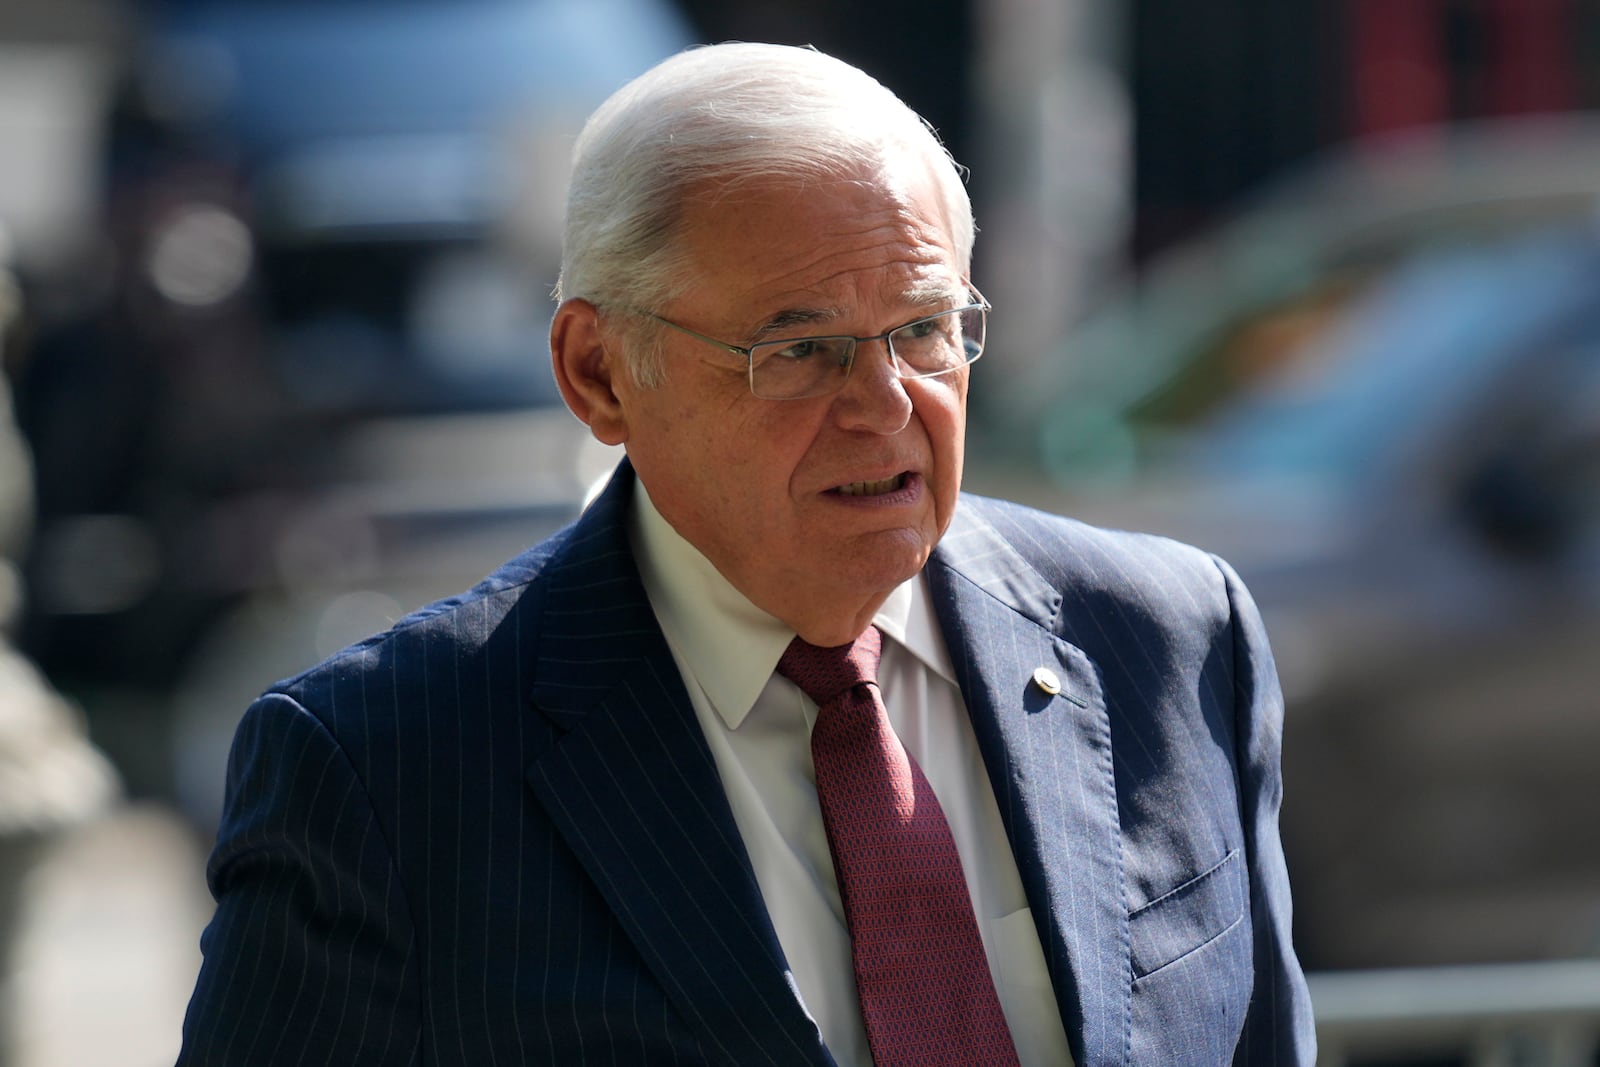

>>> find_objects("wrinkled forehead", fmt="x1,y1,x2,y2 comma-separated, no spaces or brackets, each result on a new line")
683,151,960,252
683,156,953,234
666,161,966,319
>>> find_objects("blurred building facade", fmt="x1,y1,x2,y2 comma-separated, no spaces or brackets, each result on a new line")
1133,0,1600,259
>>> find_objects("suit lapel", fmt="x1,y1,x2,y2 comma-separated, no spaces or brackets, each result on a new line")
519,471,1132,1066
929,501,1132,1067
524,463,831,1067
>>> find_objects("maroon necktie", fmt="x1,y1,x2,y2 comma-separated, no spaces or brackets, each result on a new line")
778,626,1020,1067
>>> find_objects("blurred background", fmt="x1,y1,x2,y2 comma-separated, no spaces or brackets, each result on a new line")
0,0,1596,1064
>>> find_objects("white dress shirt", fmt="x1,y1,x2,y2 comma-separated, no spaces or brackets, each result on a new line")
630,486,1073,1067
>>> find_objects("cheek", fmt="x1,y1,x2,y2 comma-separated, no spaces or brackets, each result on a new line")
656,407,803,532
623,393,726,517
917,384,967,454
920,386,967,520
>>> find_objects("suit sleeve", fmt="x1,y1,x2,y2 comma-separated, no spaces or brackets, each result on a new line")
1214,556,1318,1066
178,692,422,1066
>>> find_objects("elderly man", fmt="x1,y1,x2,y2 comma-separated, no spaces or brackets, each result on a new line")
180,43,1314,1066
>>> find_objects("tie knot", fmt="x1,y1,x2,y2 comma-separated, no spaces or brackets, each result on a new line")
776,625,883,705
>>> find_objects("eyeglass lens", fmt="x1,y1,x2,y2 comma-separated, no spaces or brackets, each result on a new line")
749,304,985,399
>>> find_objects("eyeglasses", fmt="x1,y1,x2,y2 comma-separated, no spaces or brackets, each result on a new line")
632,290,989,400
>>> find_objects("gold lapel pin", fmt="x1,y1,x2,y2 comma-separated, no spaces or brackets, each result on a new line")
1032,666,1062,696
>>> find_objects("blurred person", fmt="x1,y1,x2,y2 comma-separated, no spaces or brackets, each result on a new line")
0,228,119,1064
179,44,1313,1066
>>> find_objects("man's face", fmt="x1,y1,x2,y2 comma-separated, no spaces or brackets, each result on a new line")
612,160,970,643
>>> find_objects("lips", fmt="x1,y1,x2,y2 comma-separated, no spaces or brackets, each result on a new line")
834,473,907,496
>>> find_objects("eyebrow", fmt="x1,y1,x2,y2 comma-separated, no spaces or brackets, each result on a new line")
747,284,969,343
750,307,839,341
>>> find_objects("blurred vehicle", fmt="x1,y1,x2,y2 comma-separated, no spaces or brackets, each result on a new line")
11,0,689,806
975,123,1600,971
989,115,1600,488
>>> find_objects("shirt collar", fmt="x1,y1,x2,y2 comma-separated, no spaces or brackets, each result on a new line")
629,483,957,730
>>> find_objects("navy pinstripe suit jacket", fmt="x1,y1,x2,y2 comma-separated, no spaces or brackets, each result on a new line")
179,461,1315,1065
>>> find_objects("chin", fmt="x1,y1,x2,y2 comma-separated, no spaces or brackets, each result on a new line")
840,531,934,588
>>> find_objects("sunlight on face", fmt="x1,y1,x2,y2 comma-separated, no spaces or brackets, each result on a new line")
614,160,970,643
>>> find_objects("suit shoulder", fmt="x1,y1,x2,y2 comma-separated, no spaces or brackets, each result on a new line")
958,492,1227,591
949,492,1246,654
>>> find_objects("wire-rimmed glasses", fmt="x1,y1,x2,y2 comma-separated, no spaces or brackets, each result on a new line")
632,290,989,400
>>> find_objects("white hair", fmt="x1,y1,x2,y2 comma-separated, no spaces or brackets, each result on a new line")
555,42,975,385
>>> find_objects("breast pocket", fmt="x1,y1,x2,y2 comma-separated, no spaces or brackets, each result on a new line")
1126,850,1255,1064
1127,848,1248,980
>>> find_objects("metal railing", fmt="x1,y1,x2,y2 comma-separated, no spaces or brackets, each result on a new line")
1311,960,1600,1066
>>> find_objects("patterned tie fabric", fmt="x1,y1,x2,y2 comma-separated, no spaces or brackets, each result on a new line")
778,626,1020,1067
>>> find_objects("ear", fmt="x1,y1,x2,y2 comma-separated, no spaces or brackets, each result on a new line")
551,298,630,445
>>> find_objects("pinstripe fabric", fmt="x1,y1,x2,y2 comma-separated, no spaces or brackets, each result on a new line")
179,461,1314,1066
929,497,1314,1066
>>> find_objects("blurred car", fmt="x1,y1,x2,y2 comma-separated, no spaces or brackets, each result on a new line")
986,115,1600,489
974,126,1600,970
12,0,690,803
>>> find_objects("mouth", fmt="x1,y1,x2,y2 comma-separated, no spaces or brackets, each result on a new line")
832,472,910,497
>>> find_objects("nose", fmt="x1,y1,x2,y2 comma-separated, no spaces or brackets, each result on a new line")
831,336,913,434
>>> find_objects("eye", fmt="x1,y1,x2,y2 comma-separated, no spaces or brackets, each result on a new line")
773,338,827,361
761,337,852,366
